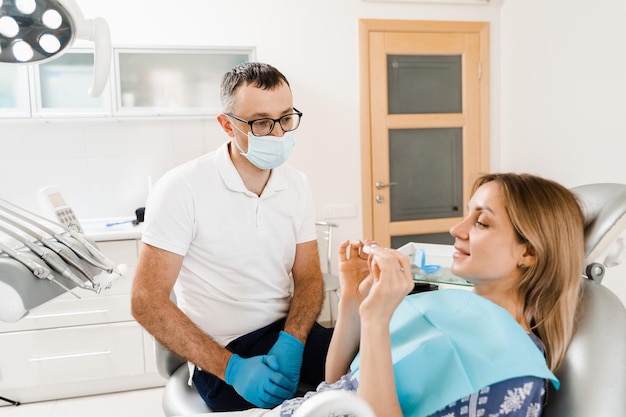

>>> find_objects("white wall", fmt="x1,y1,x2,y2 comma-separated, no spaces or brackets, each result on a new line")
500,0,626,305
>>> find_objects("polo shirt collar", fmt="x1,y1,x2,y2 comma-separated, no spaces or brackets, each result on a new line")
217,142,288,195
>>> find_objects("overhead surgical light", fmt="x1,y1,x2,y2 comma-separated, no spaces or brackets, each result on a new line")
0,0,111,97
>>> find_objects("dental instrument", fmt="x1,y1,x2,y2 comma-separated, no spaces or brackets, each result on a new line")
0,241,80,299
0,223,98,293
0,197,124,277
0,212,95,283
0,202,113,274
105,219,135,227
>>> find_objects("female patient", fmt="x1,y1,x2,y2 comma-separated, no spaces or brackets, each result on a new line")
314,173,584,417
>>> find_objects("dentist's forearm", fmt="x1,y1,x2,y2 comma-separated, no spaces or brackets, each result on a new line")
284,274,324,342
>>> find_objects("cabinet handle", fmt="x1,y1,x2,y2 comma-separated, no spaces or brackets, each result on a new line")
26,309,109,319
29,350,112,362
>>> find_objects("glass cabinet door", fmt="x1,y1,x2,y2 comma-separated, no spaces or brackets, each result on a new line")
115,48,252,116
0,65,31,118
32,50,109,117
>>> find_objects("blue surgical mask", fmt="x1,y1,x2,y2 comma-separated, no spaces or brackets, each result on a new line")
232,126,296,170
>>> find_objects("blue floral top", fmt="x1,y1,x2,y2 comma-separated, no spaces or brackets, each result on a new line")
280,335,548,417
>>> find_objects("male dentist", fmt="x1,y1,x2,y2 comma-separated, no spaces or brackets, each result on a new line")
132,62,332,412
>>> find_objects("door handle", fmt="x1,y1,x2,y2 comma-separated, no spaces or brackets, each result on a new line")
375,181,398,190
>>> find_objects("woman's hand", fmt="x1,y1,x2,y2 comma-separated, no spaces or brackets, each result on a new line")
338,240,374,305
359,246,414,323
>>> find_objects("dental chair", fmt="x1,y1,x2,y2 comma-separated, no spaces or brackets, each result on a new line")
155,183,626,417
543,183,626,417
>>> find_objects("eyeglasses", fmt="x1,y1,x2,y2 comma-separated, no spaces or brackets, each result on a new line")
226,108,302,136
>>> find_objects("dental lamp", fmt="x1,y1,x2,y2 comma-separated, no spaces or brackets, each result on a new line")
0,0,111,97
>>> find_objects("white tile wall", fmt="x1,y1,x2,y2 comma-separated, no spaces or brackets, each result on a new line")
0,118,225,219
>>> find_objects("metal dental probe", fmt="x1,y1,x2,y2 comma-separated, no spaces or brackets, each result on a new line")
0,198,122,276
0,223,97,292
0,212,96,283
0,203,113,274
0,241,80,299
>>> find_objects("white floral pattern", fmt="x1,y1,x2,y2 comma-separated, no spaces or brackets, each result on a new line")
431,378,545,417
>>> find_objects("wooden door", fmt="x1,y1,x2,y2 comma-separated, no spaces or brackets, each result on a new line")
359,20,490,248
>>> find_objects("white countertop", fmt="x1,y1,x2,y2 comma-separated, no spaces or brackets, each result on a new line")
80,217,143,242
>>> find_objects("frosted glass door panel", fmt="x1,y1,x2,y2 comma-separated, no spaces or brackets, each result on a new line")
387,55,462,114
117,50,250,114
0,66,30,117
392,233,454,248
37,52,105,112
388,128,463,222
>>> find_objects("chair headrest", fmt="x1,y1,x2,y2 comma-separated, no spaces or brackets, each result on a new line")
571,183,626,266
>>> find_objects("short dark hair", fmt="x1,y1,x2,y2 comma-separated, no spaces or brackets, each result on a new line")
220,62,290,113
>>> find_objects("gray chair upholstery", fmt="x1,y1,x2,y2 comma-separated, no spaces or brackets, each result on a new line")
543,278,626,417
156,183,626,417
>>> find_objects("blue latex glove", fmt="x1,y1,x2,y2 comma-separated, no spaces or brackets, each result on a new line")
225,353,293,408
267,331,305,395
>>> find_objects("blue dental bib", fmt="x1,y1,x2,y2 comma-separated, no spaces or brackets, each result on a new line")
350,289,558,417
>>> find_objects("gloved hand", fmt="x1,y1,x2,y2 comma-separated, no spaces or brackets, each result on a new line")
225,353,293,408
267,331,305,395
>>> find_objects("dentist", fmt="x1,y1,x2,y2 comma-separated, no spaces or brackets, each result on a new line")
131,62,332,412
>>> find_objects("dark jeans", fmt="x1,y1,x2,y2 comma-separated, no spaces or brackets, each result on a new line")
193,320,334,412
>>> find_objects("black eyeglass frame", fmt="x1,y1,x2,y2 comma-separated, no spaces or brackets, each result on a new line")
226,108,303,136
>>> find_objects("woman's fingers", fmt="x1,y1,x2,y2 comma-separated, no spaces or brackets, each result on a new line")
338,240,350,262
367,247,413,290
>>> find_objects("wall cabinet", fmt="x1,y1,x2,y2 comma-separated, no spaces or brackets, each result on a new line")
0,236,164,404
114,48,251,117
32,51,111,117
0,46,253,119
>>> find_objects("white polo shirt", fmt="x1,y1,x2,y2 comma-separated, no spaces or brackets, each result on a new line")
142,142,317,346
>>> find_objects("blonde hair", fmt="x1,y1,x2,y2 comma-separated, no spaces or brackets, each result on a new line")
473,173,584,371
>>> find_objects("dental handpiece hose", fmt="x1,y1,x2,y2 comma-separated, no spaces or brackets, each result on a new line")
0,212,96,283
0,198,123,277
0,242,80,298
0,203,113,274
0,224,97,292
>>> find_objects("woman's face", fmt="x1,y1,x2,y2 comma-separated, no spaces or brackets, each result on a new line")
449,181,530,288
